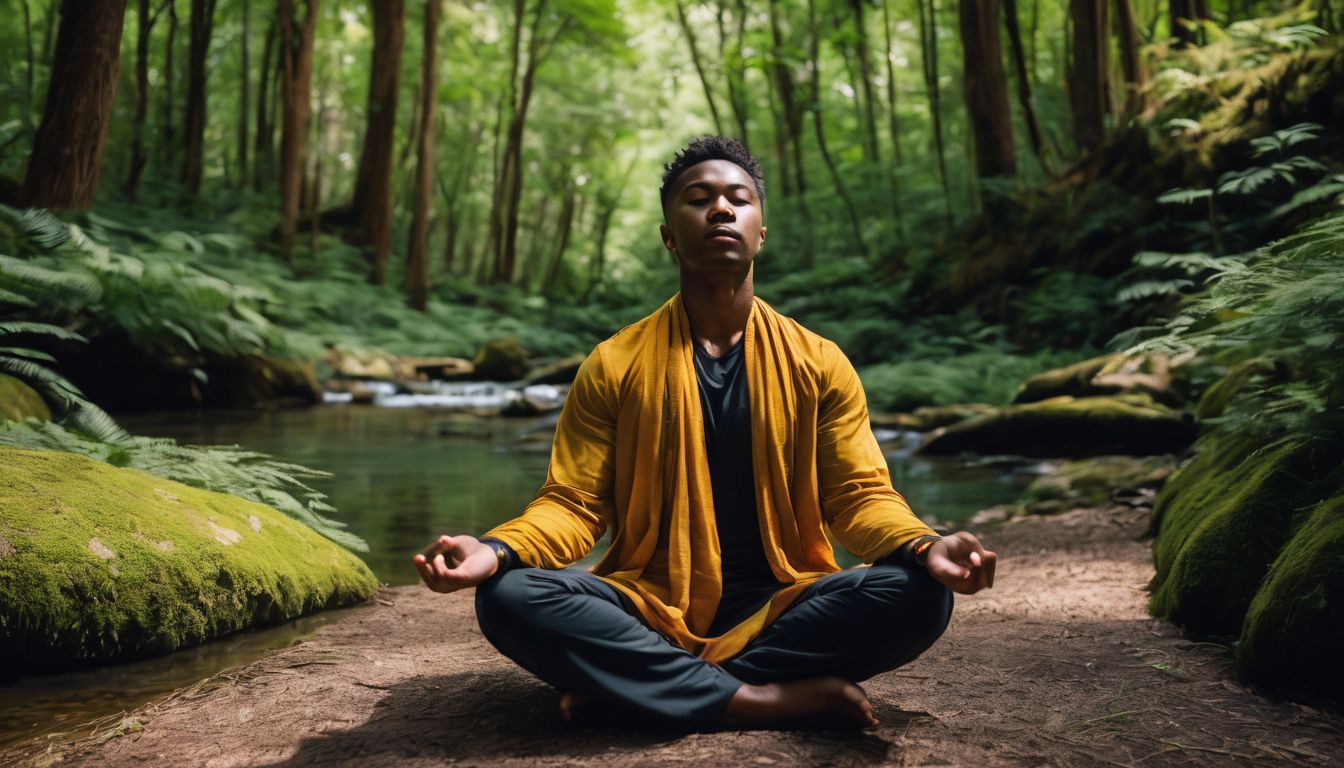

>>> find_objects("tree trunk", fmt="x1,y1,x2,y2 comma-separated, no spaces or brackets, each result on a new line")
351,0,405,285
21,0,130,210
1113,0,1145,117
541,183,576,296
236,0,249,187
720,0,751,147
159,0,177,169
406,0,439,311
22,0,36,126
767,0,804,198
673,0,725,136
1170,0,1197,47
959,0,1016,220
125,0,161,200
848,0,881,163
278,0,317,267
181,0,216,197
1002,0,1047,168
253,9,276,190
1068,0,1110,155
918,0,951,221
880,0,902,166
807,0,864,257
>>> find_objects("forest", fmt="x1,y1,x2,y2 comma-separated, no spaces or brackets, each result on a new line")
0,0,1342,763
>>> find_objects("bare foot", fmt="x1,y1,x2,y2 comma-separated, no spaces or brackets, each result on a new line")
721,677,878,730
558,691,595,724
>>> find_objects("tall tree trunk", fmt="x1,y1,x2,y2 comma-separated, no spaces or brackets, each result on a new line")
181,0,217,197
720,0,751,147
1002,0,1046,169
253,10,276,190
351,0,405,285
848,0,881,163
917,0,952,221
279,0,317,267
22,0,36,127
1068,0,1110,155
806,0,864,258
767,0,804,198
125,0,163,200
1319,0,1337,33
406,0,439,311
159,0,178,170
1170,0,1197,47
673,0,725,136
541,183,576,297
21,0,130,210
959,0,1016,219
236,0,250,187
1113,0,1145,118
880,0,902,166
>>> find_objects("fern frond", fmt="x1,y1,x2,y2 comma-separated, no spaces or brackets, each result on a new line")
0,321,87,343
1158,187,1213,205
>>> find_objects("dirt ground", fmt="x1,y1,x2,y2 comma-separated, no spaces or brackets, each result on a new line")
7,503,1343,767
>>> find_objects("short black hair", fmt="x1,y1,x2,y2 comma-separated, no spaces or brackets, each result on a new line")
659,136,765,214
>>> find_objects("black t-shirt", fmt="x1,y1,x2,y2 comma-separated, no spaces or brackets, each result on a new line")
693,337,780,636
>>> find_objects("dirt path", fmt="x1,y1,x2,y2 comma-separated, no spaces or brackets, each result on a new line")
8,504,1342,767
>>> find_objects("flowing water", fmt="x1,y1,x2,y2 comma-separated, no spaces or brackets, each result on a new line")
1,404,1035,749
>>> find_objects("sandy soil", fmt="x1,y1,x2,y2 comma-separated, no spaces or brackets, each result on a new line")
8,504,1343,767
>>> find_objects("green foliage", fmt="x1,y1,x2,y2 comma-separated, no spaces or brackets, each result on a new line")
859,348,1085,413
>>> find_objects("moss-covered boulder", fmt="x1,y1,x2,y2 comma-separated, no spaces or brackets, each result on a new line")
0,373,51,422
1014,353,1184,407
0,447,378,674
1022,455,1174,513
473,337,529,382
199,355,323,408
871,403,996,432
1237,493,1344,700
1148,436,1343,637
918,394,1196,458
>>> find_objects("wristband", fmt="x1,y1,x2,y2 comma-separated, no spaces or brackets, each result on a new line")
911,534,943,567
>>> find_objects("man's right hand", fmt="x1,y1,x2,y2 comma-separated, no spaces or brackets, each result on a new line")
412,535,499,593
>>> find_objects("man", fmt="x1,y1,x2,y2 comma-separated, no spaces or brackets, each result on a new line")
413,136,996,730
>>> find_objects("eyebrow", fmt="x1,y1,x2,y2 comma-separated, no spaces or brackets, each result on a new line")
680,181,752,196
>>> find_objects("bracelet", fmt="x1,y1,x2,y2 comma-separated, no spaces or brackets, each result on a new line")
912,535,943,566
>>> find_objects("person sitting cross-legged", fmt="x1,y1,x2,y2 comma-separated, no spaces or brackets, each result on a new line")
413,136,997,730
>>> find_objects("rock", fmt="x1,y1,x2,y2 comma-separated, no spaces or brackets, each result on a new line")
969,504,1022,526
501,384,568,417
0,446,377,674
473,338,529,382
0,373,52,422
1021,455,1175,512
524,354,586,386
1015,353,1184,406
322,348,406,381
198,355,322,408
404,356,474,381
918,394,1196,458
871,404,996,432
1237,493,1344,699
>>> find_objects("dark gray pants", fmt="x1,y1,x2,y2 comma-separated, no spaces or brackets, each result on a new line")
474,557,953,725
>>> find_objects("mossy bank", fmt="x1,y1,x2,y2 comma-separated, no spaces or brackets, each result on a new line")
0,446,378,675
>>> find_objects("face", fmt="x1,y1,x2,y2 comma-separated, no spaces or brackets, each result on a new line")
660,159,766,274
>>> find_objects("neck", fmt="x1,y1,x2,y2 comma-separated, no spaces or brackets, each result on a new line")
680,264,754,357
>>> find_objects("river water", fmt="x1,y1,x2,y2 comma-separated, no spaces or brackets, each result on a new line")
1,404,1034,749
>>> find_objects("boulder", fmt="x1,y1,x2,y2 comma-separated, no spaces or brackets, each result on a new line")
198,355,322,408
0,447,377,674
405,356,474,381
918,394,1196,458
525,354,587,386
473,338,529,382
1237,493,1344,699
1014,353,1184,406
871,403,996,432
0,373,52,422
1021,455,1174,514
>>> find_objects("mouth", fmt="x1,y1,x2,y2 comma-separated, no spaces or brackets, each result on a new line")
705,227,741,242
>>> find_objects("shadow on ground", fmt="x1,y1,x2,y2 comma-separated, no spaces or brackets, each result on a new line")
266,669,924,766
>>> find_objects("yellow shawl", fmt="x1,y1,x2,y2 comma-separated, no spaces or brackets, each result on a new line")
485,294,935,662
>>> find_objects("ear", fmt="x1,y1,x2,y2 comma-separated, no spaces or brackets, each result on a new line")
758,225,767,250
660,223,676,252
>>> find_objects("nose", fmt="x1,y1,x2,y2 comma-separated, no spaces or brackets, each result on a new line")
709,194,734,220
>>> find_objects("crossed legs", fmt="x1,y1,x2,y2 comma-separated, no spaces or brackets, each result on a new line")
474,556,953,729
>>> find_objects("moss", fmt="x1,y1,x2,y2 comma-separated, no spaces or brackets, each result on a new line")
918,394,1196,458
1023,455,1174,511
0,446,378,673
1013,355,1116,404
473,337,529,381
1236,493,1344,701
1195,358,1279,421
1148,436,1342,636
1015,353,1183,406
0,373,52,422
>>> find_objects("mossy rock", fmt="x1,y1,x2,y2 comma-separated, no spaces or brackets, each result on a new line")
199,355,323,408
1148,436,1344,637
1195,358,1280,421
0,373,52,422
0,447,378,674
524,353,586,386
473,337,529,382
871,404,996,432
1015,353,1183,407
1022,455,1174,512
918,394,1196,458
1236,493,1344,701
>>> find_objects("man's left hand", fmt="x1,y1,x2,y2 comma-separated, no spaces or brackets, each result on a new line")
925,531,996,594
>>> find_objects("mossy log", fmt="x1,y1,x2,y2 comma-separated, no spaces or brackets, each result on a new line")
1014,353,1182,406
1237,493,1344,700
918,394,1195,458
0,447,378,674
0,373,52,422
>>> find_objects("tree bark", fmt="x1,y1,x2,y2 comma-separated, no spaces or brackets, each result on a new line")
1002,0,1046,168
278,0,317,267
236,0,250,187
807,0,864,257
673,0,725,136
767,0,805,198
351,0,405,285
181,0,217,197
541,183,576,297
159,0,178,169
848,0,881,163
253,9,276,190
880,0,902,166
1067,0,1110,155
406,0,439,311
917,0,951,221
959,0,1016,218
1113,0,1145,117
1169,0,1197,47
125,0,164,200
23,0,36,126
720,0,751,148
21,0,130,210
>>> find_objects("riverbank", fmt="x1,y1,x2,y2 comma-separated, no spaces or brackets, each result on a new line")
6,501,1340,767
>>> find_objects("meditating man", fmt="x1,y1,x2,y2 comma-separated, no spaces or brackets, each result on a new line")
413,136,996,729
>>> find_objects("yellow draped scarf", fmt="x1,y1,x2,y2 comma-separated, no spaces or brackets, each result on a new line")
486,294,934,662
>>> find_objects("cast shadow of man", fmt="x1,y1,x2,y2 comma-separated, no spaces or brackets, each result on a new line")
266,668,921,766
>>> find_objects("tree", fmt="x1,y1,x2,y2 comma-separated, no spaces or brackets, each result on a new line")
1113,0,1145,118
236,0,251,186
126,0,169,200
1067,0,1110,155
917,0,951,221
1170,0,1209,48
20,0,131,210
253,9,277,190
767,0,805,198
806,0,864,255
351,0,405,286
181,0,218,197
673,0,725,136
846,0,881,163
278,0,318,266
959,0,1016,220
406,0,439,311
1002,0,1047,169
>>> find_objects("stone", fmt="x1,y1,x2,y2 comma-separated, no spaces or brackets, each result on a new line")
524,354,587,386
472,338,530,382
1015,353,1184,406
0,373,52,422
